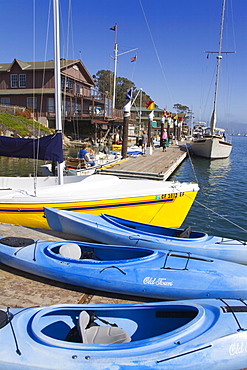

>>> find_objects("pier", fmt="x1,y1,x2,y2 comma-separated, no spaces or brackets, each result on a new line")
99,143,188,180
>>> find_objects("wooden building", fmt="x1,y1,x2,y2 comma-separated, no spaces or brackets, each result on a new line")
0,58,136,140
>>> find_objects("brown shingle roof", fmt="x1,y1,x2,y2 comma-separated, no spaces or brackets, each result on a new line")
0,58,79,71
0,58,95,86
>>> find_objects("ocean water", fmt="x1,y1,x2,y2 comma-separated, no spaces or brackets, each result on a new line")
170,135,247,241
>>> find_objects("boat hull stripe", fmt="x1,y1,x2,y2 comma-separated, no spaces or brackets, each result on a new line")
0,198,175,213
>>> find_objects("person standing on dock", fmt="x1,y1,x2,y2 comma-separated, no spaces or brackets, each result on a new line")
141,131,148,154
162,129,169,152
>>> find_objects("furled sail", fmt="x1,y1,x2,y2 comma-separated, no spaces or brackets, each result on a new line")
0,132,63,163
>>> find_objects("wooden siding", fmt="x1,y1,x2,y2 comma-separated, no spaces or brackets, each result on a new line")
0,59,137,126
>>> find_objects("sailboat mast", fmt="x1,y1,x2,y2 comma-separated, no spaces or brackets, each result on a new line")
112,24,118,110
53,0,63,185
210,0,226,133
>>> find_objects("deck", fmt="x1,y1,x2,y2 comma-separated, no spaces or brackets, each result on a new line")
99,144,188,180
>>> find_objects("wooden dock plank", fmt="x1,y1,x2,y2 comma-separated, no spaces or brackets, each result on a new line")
99,145,187,180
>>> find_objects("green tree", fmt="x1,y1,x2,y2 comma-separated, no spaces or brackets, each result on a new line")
115,77,135,109
95,70,154,110
95,70,113,98
173,103,194,125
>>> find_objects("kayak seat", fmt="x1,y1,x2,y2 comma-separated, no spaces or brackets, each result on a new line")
174,226,191,238
59,243,81,259
78,311,131,344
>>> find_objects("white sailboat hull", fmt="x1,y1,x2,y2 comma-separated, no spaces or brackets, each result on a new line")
191,137,232,159
0,174,199,229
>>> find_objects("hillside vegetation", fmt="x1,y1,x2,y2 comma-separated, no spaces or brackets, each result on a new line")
0,113,54,137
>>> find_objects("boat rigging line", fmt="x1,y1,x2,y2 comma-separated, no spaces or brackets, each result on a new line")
138,0,173,107
184,144,199,184
175,144,247,236
187,196,247,236
173,183,247,237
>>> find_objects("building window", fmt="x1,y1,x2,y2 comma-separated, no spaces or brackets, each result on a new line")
19,74,26,88
47,98,55,113
11,74,18,88
76,84,83,95
61,77,65,91
27,97,37,110
66,79,74,92
1,98,10,105
61,77,74,93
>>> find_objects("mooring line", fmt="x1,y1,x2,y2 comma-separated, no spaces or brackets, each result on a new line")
174,184,247,235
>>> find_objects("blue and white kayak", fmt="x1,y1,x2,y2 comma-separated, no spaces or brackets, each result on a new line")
1,298,247,369
44,207,247,265
1,236,247,300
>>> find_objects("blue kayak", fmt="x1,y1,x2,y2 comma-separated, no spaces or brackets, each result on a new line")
1,236,247,300
44,207,247,265
1,298,247,369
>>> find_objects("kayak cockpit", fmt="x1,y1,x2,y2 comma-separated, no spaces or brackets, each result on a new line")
46,241,156,262
102,214,207,239
30,304,201,347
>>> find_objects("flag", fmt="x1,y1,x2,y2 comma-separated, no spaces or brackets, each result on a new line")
146,101,154,109
173,114,178,120
110,25,116,31
125,89,132,100
130,55,137,62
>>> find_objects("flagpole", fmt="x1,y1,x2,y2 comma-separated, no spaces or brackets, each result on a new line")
110,24,137,110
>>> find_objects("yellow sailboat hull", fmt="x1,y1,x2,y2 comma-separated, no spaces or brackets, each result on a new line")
0,190,197,229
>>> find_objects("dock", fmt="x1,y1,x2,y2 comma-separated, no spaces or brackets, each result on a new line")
99,144,188,180
0,224,157,308
0,144,188,309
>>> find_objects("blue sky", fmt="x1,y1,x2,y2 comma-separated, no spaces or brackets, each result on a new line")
1,0,247,131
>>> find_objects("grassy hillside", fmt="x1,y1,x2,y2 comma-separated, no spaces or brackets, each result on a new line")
0,113,54,137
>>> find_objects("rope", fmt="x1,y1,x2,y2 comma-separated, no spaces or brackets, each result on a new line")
7,307,21,355
174,183,247,235
138,0,174,106
185,144,198,183
175,144,247,236
219,298,244,331
40,0,52,128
